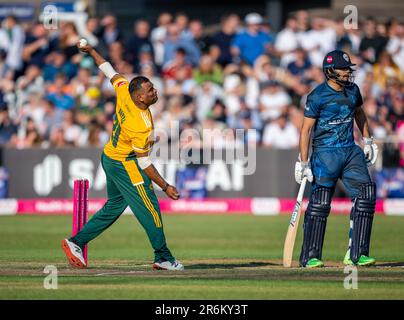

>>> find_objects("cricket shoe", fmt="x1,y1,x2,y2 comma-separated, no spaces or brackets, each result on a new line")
152,259,184,271
304,258,324,268
343,250,375,266
62,238,87,268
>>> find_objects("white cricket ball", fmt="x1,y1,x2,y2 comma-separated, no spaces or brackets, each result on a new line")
79,39,88,48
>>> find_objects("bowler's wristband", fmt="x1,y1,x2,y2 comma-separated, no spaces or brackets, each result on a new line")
162,183,170,192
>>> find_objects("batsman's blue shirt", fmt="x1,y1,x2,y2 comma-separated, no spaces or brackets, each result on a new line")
304,81,363,148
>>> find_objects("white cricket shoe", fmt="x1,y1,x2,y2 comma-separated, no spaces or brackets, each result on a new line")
62,238,87,268
152,259,184,271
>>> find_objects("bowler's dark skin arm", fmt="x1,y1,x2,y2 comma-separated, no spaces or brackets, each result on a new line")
136,152,180,200
77,42,122,84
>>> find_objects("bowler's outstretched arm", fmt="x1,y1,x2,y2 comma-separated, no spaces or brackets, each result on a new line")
77,42,121,84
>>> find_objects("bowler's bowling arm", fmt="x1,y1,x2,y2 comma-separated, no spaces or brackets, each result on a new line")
81,45,122,85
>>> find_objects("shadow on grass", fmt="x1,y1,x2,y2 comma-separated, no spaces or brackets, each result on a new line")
185,261,279,270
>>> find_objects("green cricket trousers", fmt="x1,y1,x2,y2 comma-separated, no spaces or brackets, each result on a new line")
71,152,175,263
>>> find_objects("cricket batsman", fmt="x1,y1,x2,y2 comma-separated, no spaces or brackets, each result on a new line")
62,40,184,271
295,50,378,268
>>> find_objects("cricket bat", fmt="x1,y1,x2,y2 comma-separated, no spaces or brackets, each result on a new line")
283,177,307,268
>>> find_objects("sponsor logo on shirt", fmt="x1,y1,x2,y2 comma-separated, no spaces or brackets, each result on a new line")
327,117,352,125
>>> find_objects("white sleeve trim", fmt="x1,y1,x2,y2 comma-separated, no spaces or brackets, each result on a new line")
137,156,152,169
99,62,118,80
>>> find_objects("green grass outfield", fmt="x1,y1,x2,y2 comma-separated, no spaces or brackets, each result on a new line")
1,214,404,299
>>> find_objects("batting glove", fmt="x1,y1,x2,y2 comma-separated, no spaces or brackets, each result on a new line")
295,160,313,184
363,137,378,167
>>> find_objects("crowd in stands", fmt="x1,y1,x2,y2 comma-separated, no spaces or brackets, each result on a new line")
0,11,402,161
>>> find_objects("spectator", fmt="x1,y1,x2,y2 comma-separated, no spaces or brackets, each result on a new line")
347,23,363,54
195,81,224,122
286,47,312,77
335,18,353,52
165,65,197,97
46,74,75,110
390,94,404,127
87,120,109,147
223,69,246,115
189,20,210,54
175,12,191,39
43,51,76,82
275,14,301,67
49,126,66,148
231,13,273,66
386,22,404,73
12,117,42,148
193,54,223,85
165,95,194,125
163,23,201,66
22,22,57,68
46,73,73,94
151,12,173,66
59,22,80,61
397,120,404,167
228,98,262,131
20,94,45,130
359,17,388,64
206,99,227,124
134,45,157,74
162,47,193,80
259,80,291,122
299,17,337,67
81,17,99,47
262,113,299,149
107,41,125,67
77,86,104,126
211,14,240,67
62,110,82,146
40,99,64,140
295,10,309,32
239,109,261,146
0,107,17,145
126,20,154,68
94,15,123,56
70,67,94,103
0,15,25,76
24,121,43,147
373,51,403,90
201,117,237,149
15,65,44,107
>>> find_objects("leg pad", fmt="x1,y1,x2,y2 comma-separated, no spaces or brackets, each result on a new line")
299,187,333,267
350,182,376,263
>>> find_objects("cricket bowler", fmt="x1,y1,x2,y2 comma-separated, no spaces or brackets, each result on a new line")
295,50,379,268
62,40,184,271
